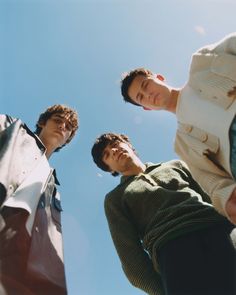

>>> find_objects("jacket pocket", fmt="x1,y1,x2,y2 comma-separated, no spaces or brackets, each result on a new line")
177,122,219,156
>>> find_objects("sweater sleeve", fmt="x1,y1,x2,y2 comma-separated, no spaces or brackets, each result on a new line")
104,193,164,295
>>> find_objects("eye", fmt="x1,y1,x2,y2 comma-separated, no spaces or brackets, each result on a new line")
141,80,148,91
66,123,73,131
54,118,61,124
111,142,118,148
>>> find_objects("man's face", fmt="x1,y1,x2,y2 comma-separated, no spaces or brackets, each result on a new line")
102,140,136,175
38,113,73,150
127,74,171,110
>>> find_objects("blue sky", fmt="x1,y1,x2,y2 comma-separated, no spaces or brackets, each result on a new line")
1,0,235,294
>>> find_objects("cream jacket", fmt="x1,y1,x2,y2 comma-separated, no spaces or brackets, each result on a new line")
174,33,236,217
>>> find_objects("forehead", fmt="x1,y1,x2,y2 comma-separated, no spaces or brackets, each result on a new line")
128,75,146,98
103,140,130,152
50,113,72,123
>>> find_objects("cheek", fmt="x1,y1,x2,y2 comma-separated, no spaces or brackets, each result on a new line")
66,131,72,140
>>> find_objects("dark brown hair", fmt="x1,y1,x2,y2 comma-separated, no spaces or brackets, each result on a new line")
121,68,153,105
91,133,133,176
35,104,79,152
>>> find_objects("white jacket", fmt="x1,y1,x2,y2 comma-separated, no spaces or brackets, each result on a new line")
175,32,236,217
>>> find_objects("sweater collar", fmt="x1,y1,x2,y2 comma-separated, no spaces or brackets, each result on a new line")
120,162,162,185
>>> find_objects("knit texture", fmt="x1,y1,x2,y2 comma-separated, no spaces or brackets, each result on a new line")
104,160,228,295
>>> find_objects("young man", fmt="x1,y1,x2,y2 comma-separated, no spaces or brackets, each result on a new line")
120,32,236,224
0,104,79,295
91,132,236,295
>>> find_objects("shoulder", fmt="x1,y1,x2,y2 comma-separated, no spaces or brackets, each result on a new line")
196,32,236,55
0,114,18,131
104,179,129,210
162,159,188,170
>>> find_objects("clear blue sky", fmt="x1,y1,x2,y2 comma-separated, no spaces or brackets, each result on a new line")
0,0,235,294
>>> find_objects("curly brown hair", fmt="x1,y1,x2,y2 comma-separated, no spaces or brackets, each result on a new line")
35,104,79,152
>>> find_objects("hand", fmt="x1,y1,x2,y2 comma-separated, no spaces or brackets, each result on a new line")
225,188,236,224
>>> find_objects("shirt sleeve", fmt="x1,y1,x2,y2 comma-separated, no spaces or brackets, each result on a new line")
104,194,164,295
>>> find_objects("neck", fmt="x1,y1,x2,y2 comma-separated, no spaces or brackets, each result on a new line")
122,157,146,176
38,136,56,159
166,88,180,113
45,148,54,159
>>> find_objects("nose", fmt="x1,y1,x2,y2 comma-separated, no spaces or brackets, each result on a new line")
147,91,153,99
111,147,118,157
141,88,151,100
58,122,66,131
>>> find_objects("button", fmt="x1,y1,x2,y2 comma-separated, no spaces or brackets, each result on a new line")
184,125,193,133
35,227,39,232
8,184,14,194
21,129,26,135
200,133,208,142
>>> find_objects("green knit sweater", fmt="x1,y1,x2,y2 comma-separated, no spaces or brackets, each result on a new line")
104,160,228,295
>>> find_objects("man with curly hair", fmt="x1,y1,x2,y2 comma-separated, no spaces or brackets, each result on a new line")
0,104,79,295
91,132,236,295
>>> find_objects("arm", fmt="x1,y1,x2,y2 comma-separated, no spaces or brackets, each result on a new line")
104,194,164,295
175,133,236,222
186,162,236,223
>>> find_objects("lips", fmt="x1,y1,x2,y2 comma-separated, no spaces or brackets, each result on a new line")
117,151,127,161
54,130,64,137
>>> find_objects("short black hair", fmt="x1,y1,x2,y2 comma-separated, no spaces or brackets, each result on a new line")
91,133,133,177
121,68,154,106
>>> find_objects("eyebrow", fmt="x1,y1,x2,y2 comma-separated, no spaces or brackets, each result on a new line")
52,114,64,120
140,80,146,89
52,114,72,125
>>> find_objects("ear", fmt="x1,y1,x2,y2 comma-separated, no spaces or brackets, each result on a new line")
38,122,45,128
143,107,152,111
156,74,165,81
